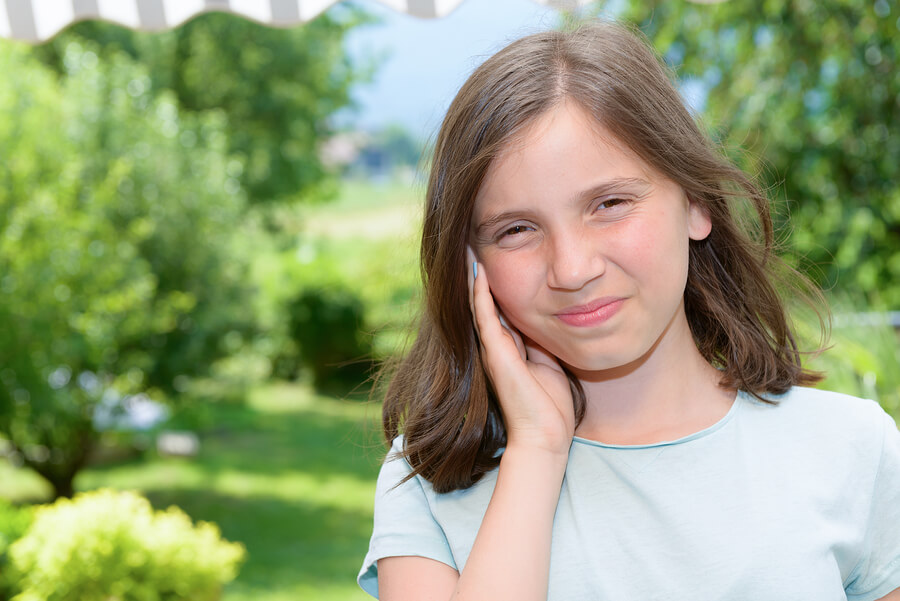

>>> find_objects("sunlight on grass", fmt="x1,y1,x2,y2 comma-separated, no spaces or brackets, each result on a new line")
301,178,424,241
0,380,384,601
0,462,50,502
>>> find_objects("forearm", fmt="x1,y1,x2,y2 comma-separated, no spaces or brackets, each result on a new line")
452,444,568,601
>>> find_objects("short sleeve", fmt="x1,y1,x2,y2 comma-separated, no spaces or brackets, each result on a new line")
357,436,458,599
845,410,900,601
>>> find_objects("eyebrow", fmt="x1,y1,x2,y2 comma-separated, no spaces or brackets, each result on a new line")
473,177,652,238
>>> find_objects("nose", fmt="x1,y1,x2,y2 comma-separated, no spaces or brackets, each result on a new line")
546,226,606,291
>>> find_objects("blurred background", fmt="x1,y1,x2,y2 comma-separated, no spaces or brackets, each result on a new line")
0,0,897,599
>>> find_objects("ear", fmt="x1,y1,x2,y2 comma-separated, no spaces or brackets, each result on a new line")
687,195,712,241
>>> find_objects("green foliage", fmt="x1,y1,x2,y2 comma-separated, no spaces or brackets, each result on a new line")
4,489,244,601
283,287,374,394
803,311,900,418
616,0,900,306
257,179,422,373
0,501,33,600
0,382,378,600
33,9,375,205
347,124,427,177
0,501,33,556
374,125,426,169
0,40,254,497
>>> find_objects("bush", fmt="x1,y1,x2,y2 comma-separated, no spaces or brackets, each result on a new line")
4,489,245,601
285,287,373,394
0,500,33,601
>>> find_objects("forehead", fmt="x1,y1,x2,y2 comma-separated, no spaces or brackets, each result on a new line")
473,102,658,217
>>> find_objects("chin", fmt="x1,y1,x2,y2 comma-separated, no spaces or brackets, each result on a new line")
563,357,631,375
552,340,655,376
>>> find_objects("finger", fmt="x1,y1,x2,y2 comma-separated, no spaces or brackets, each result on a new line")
466,245,479,337
498,308,527,361
471,256,511,351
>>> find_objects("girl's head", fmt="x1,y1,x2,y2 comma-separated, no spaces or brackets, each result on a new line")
384,20,823,493
468,98,714,376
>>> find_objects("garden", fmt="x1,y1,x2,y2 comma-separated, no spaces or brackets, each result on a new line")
1,1,898,599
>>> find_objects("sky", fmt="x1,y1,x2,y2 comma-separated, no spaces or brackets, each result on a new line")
338,0,568,140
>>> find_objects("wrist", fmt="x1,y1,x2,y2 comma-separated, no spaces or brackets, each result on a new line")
501,440,571,472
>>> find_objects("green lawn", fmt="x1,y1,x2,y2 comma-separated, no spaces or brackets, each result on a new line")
0,382,384,601
2,174,896,600
0,176,424,600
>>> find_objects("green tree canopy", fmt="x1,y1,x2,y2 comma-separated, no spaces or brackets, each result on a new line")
32,8,373,205
0,40,253,498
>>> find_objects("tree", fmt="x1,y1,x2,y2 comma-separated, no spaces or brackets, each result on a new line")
0,41,253,498
31,8,374,206
612,0,900,306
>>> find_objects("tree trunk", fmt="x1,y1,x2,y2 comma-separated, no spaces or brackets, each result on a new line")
30,457,81,500
47,473,76,499
17,429,93,500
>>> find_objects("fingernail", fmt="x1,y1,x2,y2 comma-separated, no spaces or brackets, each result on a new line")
473,261,478,279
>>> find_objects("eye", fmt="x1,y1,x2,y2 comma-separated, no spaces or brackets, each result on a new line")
596,197,630,211
492,222,538,247
501,224,534,237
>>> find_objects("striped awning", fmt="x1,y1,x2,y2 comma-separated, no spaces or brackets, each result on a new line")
0,0,595,43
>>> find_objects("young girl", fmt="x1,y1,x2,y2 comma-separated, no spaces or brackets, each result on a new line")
358,21,900,601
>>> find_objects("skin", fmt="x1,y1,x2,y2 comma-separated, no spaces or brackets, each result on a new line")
470,100,732,446
377,101,900,600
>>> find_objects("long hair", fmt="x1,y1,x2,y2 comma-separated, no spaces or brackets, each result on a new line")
382,20,825,493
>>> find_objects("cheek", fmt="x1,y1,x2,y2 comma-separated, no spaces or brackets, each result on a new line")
633,210,691,262
482,254,542,321
615,217,692,301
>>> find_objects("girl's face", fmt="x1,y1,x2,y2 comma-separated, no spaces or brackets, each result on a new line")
469,101,711,374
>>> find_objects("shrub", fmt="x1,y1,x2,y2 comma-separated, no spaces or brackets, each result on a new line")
285,287,374,394
5,489,245,601
0,500,33,601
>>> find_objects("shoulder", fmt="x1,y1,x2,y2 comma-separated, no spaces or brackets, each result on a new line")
375,435,423,496
377,436,499,506
738,386,897,472
746,386,892,433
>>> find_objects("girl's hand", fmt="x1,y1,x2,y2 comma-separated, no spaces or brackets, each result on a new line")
467,247,575,457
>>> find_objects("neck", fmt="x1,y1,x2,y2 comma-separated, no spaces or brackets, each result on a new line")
569,307,735,445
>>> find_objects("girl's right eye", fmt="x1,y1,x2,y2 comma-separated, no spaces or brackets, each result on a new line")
501,224,533,237
492,223,537,247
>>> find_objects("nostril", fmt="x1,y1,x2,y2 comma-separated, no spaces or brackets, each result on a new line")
548,243,606,291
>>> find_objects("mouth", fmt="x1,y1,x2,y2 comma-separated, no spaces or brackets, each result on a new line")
554,297,625,327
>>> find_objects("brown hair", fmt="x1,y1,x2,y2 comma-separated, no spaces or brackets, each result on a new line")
381,20,825,493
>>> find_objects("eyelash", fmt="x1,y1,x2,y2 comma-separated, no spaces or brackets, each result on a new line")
596,197,631,211
493,197,633,241
499,224,534,238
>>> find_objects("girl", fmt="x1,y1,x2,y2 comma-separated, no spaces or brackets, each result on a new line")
358,21,900,601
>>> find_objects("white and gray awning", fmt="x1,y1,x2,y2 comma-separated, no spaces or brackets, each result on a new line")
0,0,595,43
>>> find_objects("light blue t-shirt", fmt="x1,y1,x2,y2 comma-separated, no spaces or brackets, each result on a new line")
358,387,900,600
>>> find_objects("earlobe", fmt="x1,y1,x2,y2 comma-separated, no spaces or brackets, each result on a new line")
687,197,712,241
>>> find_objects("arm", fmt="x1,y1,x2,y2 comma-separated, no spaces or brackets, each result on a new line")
379,256,575,601
877,589,900,601
379,447,566,601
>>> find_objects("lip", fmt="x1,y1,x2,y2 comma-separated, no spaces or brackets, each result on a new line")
555,297,625,327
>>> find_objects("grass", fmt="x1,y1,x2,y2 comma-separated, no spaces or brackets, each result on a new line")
1,176,426,600
0,381,385,601
2,174,897,599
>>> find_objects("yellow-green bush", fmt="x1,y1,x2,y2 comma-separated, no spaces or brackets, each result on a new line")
5,489,244,601
0,500,33,600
